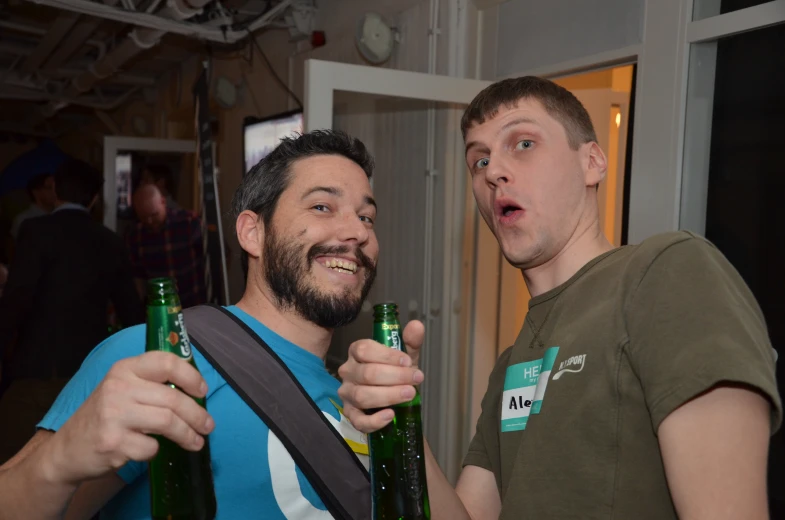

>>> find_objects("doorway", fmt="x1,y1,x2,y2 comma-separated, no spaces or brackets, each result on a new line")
495,64,637,355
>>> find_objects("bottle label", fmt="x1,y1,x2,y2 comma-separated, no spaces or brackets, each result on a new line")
147,305,192,360
374,321,403,352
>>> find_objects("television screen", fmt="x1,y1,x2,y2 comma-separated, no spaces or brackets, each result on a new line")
243,110,304,175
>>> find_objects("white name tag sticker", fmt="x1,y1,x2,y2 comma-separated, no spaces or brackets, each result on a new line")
501,359,542,432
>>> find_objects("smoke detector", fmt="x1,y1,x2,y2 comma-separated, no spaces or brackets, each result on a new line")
355,12,397,65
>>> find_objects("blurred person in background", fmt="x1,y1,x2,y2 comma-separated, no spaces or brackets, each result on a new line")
139,163,180,211
0,158,143,464
126,184,206,308
10,173,56,241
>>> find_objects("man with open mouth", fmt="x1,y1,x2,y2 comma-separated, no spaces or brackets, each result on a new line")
338,76,782,520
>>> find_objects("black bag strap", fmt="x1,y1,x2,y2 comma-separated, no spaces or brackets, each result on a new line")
183,305,371,520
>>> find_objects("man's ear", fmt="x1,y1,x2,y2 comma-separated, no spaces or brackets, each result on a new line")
236,211,264,260
583,141,608,188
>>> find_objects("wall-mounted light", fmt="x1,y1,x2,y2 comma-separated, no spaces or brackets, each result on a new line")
615,112,621,128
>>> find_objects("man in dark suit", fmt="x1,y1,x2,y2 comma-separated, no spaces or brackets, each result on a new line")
0,158,143,463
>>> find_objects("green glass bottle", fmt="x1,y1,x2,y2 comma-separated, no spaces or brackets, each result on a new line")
369,302,431,520
145,277,217,520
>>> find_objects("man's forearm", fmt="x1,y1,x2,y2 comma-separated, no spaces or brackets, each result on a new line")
424,440,473,520
0,435,78,519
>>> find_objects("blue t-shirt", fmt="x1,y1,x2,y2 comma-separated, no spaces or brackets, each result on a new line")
38,306,368,519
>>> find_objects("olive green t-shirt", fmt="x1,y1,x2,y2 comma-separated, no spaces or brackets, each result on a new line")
464,231,782,519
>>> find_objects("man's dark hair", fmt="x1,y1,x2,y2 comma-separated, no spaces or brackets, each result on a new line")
231,129,375,278
144,163,175,195
461,76,597,149
26,173,53,201
54,158,103,208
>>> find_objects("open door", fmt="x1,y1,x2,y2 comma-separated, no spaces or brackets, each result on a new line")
304,59,493,482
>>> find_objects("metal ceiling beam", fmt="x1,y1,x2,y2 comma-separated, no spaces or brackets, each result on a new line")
20,13,81,74
21,0,288,43
0,123,57,138
51,69,157,86
0,19,106,51
0,84,138,110
0,44,157,86
16,0,290,126
43,15,106,72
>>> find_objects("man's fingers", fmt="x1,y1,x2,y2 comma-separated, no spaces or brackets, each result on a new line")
128,379,214,436
339,381,418,410
125,404,205,451
349,340,412,367
123,432,163,463
343,403,394,434
129,352,207,399
352,363,424,387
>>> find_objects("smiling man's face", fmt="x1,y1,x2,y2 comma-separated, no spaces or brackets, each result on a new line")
260,154,378,328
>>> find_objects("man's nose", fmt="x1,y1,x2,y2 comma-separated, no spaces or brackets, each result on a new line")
336,213,370,244
485,160,510,188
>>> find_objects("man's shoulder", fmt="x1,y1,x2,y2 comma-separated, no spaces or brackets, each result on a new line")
621,230,718,272
82,325,147,369
635,230,707,252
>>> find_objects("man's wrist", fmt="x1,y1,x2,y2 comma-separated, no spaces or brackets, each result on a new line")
37,430,79,489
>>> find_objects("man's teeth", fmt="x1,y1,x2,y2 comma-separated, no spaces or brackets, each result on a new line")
322,258,358,273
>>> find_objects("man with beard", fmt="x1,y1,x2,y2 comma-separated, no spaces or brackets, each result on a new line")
0,130,379,519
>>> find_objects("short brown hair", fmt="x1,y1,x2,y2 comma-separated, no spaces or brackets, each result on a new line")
461,76,597,150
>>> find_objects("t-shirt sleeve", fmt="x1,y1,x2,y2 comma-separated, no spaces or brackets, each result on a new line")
625,233,782,434
37,325,148,484
463,347,513,479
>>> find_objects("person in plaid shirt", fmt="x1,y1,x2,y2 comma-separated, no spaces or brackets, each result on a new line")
126,184,207,308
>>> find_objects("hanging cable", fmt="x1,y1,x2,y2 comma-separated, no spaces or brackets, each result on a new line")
247,30,303,110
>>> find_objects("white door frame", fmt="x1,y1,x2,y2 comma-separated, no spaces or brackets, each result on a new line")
102,136,195,232
303,59,491,131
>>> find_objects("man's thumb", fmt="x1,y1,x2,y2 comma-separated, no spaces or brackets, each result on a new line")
402,320,425,366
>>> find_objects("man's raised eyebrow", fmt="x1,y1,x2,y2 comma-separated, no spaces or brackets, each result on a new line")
301,186,342,199
364,195,377,209
464,117,539,157
465,140,487,158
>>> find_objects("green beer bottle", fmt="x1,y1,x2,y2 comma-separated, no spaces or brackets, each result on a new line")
369,302,431,520
145,277,217,520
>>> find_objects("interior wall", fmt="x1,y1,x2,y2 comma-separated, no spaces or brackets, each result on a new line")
300,0,463,478
495,0,644,77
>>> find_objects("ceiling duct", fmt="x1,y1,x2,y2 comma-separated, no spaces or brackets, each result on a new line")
22,0,292,126
26,0,214,125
